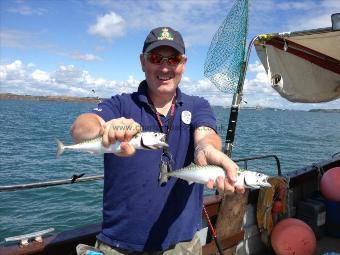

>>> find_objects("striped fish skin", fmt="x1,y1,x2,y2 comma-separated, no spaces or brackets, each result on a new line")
160,164,271,189
55,132,168,157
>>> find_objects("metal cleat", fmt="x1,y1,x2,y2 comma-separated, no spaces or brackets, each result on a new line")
20,239,29,246
34,235,43,243
5,228,54,246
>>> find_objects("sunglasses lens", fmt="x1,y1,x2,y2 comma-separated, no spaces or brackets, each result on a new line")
148,54,163,64
146,54,184,65
167,56,182,65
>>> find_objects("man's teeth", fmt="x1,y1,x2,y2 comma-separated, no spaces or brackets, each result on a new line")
158,75,171,81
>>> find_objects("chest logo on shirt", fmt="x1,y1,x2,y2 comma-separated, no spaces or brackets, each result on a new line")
181,110,192,125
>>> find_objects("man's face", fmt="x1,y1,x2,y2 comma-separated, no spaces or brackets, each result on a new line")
140,46,186,98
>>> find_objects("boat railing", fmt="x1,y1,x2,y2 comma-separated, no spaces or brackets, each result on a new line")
233,154,282,176
0,154,282,192
0,174,104,192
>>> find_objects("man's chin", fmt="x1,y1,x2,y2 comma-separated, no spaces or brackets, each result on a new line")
158,85,176,94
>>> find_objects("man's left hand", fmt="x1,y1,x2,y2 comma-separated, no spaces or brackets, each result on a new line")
194,144,245,195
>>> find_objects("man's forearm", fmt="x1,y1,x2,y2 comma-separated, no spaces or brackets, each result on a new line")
70,113,104,143
194,127,222,151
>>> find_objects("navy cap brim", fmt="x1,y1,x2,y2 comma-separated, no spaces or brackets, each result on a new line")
144,40,185,54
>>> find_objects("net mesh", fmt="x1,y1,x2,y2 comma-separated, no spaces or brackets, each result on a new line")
204,0,249,94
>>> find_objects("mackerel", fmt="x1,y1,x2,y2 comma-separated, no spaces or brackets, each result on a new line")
159,164,271,189
55,132,168,157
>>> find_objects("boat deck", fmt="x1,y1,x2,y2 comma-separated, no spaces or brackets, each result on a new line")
316,236,340,254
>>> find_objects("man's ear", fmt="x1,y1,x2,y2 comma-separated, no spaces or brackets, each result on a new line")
140,54,146,72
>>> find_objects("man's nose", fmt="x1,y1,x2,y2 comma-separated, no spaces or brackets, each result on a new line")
160,61,171,71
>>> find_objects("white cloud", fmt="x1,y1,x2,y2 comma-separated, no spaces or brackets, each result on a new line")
290,13,333,31
1,60,339,110
0,60,27,80
7,5,47,16
88,12,126,39
0,60,138,98
87,0,233,46
31,69,51,82
0,67,7,81
277,2,316,11
0,29,32,49
71,53,102,61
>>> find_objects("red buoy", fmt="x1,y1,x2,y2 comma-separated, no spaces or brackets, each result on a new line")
320,167,340,202
271,218,316,255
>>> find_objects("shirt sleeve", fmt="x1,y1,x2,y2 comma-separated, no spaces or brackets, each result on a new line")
191,96,217,133
91,96,121,122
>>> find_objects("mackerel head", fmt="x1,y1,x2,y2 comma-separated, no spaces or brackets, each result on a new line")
134,132,168,150
235,171,272,189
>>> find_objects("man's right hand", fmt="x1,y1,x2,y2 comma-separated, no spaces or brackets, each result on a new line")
101,117,142,157
71,114,142,157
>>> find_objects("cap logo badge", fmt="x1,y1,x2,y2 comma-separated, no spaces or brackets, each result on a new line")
158,28,174,41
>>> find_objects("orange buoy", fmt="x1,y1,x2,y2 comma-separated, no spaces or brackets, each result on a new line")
320,167,340,202
271,218,316,255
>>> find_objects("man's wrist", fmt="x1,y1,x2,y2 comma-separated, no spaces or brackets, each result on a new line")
194,144,215,158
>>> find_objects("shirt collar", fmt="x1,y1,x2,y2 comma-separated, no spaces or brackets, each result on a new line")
137,80,183,106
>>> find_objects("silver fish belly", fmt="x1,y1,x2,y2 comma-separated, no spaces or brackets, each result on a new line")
55,132,168,157
160,164,271,189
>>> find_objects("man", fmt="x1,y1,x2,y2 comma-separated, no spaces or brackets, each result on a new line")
72,27,243,255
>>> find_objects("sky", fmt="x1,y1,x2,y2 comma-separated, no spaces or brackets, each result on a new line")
1,0,339,110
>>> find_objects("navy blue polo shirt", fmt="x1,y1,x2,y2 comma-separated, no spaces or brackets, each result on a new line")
92,81,217,252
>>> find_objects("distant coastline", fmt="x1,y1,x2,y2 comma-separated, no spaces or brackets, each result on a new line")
0,93,339,113
0,93,101,103
308,108,340,113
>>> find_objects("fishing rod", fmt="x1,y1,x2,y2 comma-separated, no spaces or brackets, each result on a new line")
203,206,224,254
0,174,103,192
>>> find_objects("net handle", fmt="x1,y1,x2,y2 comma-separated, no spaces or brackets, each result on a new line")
225,35,260,157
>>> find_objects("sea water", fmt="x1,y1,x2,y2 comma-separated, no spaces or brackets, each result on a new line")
0,99,339,241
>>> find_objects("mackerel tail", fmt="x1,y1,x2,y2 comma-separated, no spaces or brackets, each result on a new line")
55,138,65,157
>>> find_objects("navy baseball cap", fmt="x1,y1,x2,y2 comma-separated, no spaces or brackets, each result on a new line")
143,27,185,54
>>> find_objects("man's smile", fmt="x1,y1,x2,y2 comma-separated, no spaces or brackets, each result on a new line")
157,74,173,81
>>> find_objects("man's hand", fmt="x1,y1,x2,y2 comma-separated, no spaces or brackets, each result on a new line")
194,144,245,194
194,127,245,195
101,117,142,157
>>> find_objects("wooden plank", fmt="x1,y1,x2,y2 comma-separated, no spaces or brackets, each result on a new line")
215,190,249,255
203,195,222,217
202,230,245,255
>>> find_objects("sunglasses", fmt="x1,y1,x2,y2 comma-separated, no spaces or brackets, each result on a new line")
144,53,186,66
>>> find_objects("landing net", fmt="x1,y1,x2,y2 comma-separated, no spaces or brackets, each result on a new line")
204,0,249,94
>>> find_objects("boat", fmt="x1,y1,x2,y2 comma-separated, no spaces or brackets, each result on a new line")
1,13,340,255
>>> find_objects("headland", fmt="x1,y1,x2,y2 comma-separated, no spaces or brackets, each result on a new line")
0,93,101,103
